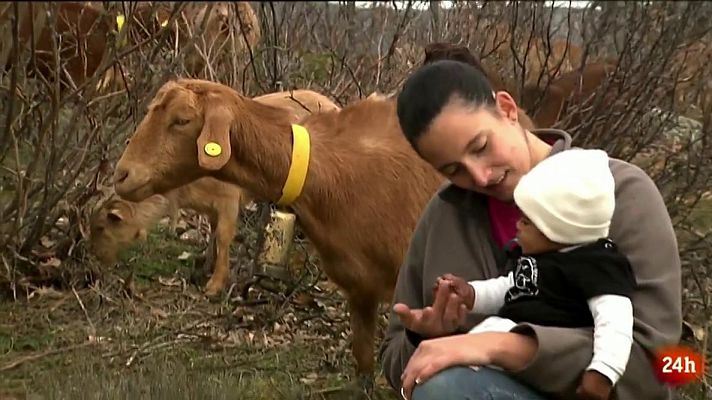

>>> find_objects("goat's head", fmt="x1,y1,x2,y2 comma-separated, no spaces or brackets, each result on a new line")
179,2,260,74
88,195,167,265
114,79,235,202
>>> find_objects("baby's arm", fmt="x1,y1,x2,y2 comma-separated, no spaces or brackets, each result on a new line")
467,272,514,314
562,247,638,398
586,294,635,385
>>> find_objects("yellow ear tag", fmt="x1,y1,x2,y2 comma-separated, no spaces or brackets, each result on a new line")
204,142,222,157
116,15,126,32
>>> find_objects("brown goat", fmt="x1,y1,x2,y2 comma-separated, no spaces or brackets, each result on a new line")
111,79,445,387
89,178,250,296
422,42,538,131
129,2,261,77
90,89,341,297
0,2,112,90
1,2,260,91
519,61,617,129
458,18,584,87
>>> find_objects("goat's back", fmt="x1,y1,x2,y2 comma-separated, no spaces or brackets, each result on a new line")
254,89,341,121
295,97,445,300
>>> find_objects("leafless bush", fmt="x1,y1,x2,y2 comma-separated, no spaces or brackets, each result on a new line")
0,2,710,373
0,1,259,295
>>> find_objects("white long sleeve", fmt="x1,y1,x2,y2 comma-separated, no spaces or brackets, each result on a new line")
468,272,514,315
586,294,635,385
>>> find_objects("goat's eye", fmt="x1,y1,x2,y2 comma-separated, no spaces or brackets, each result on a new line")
174,118,190,126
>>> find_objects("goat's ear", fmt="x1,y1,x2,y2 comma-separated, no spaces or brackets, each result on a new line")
108,208,125,222
136,228,148,241
196,103,232,171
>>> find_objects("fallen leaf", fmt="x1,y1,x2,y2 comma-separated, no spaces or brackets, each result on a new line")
158,277,181,287
55,216,70,229
150,307,169,319
88,335,111,343
299,372,319,385
294,293,315,307
179,229,203,244
39,257,61,268
31,286,64,299
40,236,56,248
683,320,706,342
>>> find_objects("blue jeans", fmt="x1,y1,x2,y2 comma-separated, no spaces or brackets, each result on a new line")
412,366,549,400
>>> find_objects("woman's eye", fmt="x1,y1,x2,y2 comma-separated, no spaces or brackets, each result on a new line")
467,141,487,155
443,165,460,177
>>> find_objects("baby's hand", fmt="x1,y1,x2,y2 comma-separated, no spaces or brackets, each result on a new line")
432,273,475,310
576,370,613,400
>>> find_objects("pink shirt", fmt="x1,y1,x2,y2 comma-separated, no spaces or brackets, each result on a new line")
487,197,521,248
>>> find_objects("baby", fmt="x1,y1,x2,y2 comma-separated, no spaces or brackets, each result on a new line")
439,148,637,400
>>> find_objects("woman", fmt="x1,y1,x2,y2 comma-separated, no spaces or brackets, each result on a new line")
378,59,682,400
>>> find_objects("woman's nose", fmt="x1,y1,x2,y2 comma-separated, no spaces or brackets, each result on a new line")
465,161,492,187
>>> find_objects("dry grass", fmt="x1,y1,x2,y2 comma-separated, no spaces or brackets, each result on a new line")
0,220,399,400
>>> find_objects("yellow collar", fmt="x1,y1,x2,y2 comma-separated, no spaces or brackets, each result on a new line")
276,124,311,207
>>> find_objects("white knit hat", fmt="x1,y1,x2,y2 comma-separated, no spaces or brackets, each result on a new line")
513,148,616,245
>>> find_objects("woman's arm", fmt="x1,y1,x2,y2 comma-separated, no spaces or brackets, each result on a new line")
488,331,540,370
399,331,538,399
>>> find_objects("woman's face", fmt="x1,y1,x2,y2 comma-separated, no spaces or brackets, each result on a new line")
414,92,542,202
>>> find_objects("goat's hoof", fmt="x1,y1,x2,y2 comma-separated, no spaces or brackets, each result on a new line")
356,374,375,399
203,279,226,300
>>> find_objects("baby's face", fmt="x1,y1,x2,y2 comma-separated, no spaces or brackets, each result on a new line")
515,215,565,255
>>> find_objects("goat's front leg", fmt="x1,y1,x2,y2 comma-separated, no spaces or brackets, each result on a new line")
348,292,380,397
167,201,180,236
204,211,236,298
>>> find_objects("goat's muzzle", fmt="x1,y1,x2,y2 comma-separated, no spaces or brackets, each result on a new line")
113,166,153,202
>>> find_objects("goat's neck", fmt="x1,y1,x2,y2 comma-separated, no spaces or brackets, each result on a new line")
218,97,317,206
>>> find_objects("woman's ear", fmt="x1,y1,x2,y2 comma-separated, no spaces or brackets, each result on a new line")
494,91,520,123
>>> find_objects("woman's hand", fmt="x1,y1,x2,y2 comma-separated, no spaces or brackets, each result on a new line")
393,278,469,338
399,333,494,400
576,370,613,400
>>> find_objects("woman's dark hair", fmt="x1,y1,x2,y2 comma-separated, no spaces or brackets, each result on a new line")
397,59,497,148
423,42,489,77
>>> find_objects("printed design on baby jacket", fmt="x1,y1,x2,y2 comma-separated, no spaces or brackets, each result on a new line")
505,256,539,302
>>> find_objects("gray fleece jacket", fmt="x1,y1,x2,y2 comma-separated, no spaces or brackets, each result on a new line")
378,129,682,399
